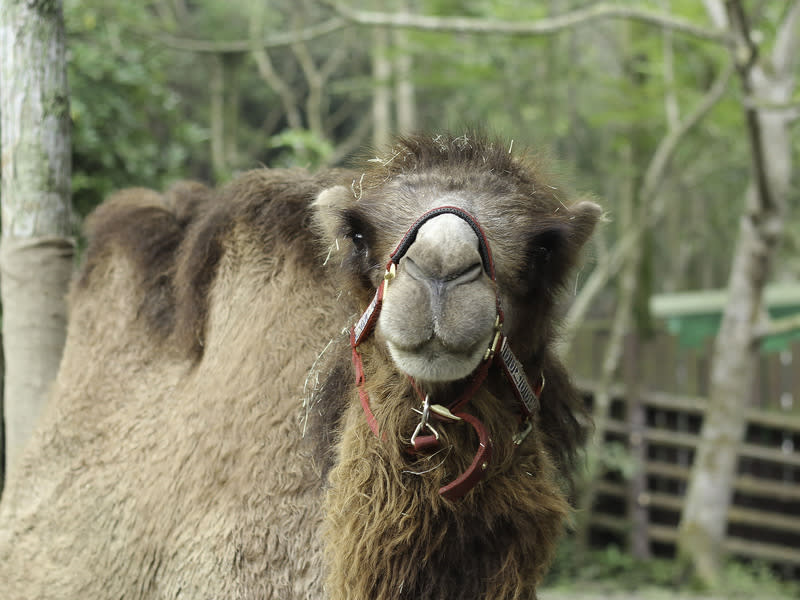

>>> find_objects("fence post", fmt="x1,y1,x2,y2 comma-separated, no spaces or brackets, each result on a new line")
624,332,651,559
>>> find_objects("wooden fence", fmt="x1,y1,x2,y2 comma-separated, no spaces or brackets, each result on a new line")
567,322,800,576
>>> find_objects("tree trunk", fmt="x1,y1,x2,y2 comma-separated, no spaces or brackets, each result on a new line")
393,1,416,133
371,25,392,148
223,55,241,174
0,0,74,482
677,0,798,586
677,188,773,585
209,54,227,181
624,333,650,559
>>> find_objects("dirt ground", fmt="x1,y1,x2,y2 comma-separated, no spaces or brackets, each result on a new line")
540,588,789,600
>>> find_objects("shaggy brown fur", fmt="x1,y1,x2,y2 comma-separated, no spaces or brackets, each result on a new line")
0,133,599,599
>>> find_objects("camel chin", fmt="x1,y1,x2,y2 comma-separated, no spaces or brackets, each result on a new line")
385,333,494,383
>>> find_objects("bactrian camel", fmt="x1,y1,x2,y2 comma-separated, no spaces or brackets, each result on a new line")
0,133,601,599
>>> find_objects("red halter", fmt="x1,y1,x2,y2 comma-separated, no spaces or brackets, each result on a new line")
349,206,543,501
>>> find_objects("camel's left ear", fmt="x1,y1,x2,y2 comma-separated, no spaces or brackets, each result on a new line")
525,198,603,290
567,199,603,249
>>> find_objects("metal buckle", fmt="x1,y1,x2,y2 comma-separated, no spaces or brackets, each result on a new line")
512,420,533,446
410,395,439,446
429,404,462,421
483,317,503,361
384,262,396,283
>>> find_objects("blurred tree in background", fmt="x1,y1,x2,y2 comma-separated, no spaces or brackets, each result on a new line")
61,0,799,284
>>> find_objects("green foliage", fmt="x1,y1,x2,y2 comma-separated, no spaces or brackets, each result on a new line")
59,0,799,286
545,539,800,598
546,541,679,591
65,1,209,218
267,129,334,169
599,441,638,479
718,560,800,598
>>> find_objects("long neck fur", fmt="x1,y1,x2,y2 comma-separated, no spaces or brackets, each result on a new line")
316,336,570,600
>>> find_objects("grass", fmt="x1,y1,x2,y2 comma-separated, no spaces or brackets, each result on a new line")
542,542,800,600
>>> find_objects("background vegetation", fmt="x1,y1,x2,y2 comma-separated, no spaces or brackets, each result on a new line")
63,0,800,288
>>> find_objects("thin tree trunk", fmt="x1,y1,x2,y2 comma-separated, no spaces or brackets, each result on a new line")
558,60,733,356
624,333,650,559
209,54,227,181
249,5,303,131
0,0,74,481
393,1,416,133
372,25,392,148
677,0,798,586
574,138,641,553
223,55,241,173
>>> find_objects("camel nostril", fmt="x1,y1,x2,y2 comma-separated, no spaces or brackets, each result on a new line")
446,262,483,285
403,257,426,282
403,257,484,290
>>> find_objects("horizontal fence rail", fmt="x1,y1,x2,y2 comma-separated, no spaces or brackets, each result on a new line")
567,324,800,576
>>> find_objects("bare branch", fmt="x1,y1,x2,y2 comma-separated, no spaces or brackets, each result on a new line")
125,17,347,54
323,1,731,44
703,0,727,28
560,59,735,354
771,0,800,74
754,314,800,341
323,117,372,167
290,29,325,136
726,0,777,214
249,10,303,130
661,0,681,130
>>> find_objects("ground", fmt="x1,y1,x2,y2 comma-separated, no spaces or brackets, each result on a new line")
541,587,795,600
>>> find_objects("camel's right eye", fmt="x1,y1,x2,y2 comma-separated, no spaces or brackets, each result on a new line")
350,231,367,255
342,211,371,258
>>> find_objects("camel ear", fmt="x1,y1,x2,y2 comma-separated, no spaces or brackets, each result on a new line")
313,185,355,244
525,199,603,292
567,199,603,249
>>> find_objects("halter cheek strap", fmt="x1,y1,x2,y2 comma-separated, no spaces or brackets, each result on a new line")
349,206,542,501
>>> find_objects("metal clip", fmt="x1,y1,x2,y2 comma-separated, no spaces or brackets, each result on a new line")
430,404,462,421
512,420,533,446
484,329,503,362
410,395,439,446
384,262,396,283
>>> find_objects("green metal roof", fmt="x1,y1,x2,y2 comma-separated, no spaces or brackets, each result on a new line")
649,283,800,352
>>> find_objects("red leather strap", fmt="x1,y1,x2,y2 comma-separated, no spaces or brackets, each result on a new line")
439,412,493,501
352,280,385,348
351,328,381,438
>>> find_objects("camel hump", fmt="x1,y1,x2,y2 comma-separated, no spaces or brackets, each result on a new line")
75,181,211,343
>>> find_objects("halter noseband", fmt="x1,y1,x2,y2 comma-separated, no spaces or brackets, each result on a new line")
349,206,543,501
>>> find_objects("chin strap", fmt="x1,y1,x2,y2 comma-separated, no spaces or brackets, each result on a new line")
349,206,543,501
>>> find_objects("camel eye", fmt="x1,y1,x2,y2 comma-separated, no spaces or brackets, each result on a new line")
350,231,367,255
342,210,371,258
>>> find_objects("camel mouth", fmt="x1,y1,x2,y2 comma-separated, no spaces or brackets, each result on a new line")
385,333,494,382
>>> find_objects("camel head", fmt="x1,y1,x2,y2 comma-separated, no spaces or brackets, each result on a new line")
314,134,601,390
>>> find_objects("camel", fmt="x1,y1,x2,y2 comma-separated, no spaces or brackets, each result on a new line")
0,133,601,599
